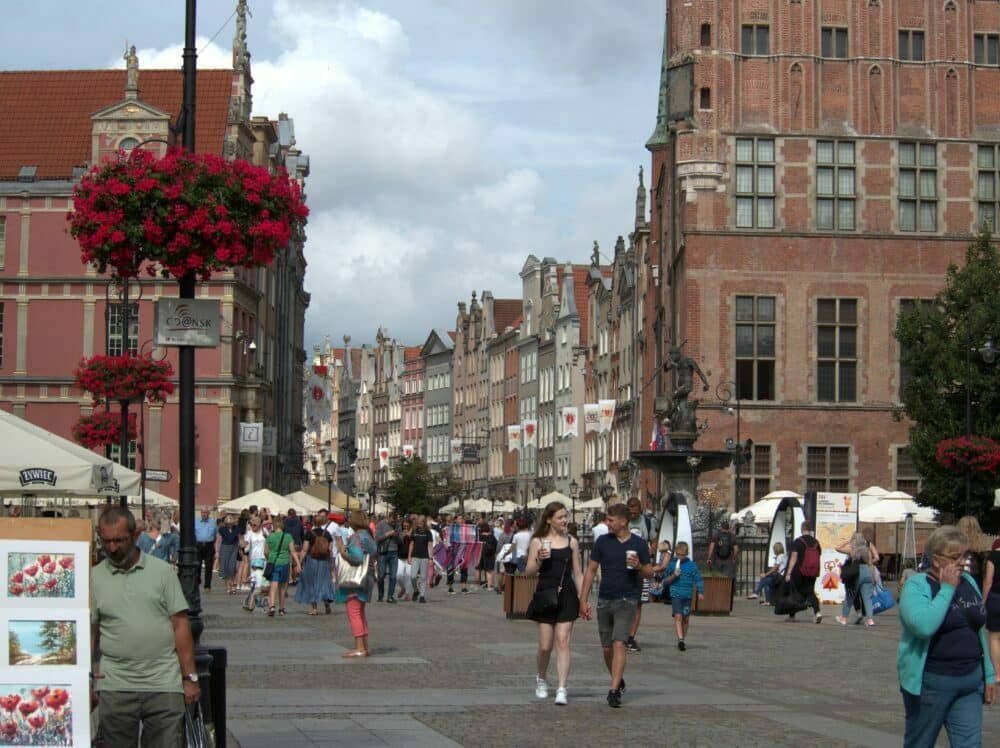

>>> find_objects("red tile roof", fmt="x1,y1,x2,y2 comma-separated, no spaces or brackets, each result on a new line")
404,346,423,361
492,299,523,333
0,69,233,180
447,331,457,342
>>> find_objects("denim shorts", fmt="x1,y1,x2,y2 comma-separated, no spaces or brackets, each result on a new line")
596,598,638,647
270,564,290,583
671,596,692,617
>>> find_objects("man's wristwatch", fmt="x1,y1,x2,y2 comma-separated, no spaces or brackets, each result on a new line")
184,673,199,683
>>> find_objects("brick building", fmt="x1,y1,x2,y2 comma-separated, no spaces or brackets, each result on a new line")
637,0,993,509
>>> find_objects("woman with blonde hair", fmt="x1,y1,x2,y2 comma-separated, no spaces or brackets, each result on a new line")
836,532,877,627
956,515,987,588
335,510,377,657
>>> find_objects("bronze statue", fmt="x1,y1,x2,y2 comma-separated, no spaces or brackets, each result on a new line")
662,345,709,440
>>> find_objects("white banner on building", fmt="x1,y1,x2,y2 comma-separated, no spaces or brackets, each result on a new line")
378,447,389,470
815,492,859,605
522,419,537,447
507,425,522,452
403,444,414,459
305,366,332,435
598,399,616,433
583,403,600,433
560,407,579,438
450,438,463,464
239,422,263,454
262,426,277,456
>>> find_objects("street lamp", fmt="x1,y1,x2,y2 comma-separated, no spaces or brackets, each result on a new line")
600,480,614,504
569,478,579,517
324,456,336,512
717,379,752,510
965,333,998,515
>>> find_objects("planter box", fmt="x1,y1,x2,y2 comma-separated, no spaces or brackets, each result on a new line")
692,575,733,615
503,574,538,619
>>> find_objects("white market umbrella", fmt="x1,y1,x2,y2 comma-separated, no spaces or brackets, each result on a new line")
860,486,890,497
761,489,802,500
575,497,606,511
883,490,915,500
372,500,395,515
284,490,340,514
464,498,493,514
0,409,141,497
218,489,308,516
439,500,461,514
859,498,937,524
491,499,520,513
731,498,788,525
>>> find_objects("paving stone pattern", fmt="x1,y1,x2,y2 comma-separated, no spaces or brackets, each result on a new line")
200,586,999,747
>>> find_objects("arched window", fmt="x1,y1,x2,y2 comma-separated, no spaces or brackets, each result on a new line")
119,137,140,152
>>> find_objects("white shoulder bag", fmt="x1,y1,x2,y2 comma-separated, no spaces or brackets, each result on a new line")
336,541,370,589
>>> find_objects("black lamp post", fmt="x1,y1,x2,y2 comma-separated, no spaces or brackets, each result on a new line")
600,480,614,504
324,457,336,512
718,379,752,511
368,483,377,516
569,478,579,517
965,333,997,515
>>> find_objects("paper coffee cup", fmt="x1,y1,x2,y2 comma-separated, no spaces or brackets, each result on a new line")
540,540,552,554
626,550,638,564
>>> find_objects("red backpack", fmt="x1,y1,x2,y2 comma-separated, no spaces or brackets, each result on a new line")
799,538,821,577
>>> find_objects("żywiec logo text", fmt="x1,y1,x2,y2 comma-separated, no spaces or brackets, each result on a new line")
165,303,212,332
19,468,57,487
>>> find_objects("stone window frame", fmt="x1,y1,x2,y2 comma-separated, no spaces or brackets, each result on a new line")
736,443,773,510
976,144,1000,230
0,302,4,368
107,302,139,357
893,445,922,496
816,297,858,403
110,438,139,470
805,445,851,493
0,215,5,269
973,32,999,66
734,137,776,229
898,28,925,62
898,141,938,232
741,24,770,56
734,294,777,401
821,27,848,59
816,140,857,231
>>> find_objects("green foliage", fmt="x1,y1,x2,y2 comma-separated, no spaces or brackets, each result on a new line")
895,230,1000,527
385,457,435,516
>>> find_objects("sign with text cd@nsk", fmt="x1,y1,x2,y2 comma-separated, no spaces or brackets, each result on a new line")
154,298,220,347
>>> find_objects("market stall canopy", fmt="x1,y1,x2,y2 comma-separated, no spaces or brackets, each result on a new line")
761,489,803,500
526,491,572,510
859,498,937,524
283,490,338,514
731,497,792,525
463,498,492,514
882,490,915,500
491,500,521,513
0,409,141,497
860,486,890,497
299,481,355,507
439,500,460,514
218,489,308,515
575,497,606,511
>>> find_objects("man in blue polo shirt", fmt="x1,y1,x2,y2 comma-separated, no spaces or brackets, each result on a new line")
194,508,217,591
579,503,653,708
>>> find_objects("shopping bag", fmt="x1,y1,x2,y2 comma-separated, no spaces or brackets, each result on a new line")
183,702,212,748
773,579,807,616
871,584,895,615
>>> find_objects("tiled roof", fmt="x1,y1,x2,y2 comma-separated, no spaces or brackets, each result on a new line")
492,299,523,333
447,331,457,342
0,69,233,180
404,346,423,361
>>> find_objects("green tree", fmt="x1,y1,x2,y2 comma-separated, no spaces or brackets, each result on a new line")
895,231,1000,528
385,457,434,516
39,620,61,654
8,630,25,664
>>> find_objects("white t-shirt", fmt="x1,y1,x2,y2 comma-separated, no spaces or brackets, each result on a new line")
321,521,341,558
592,522,609,542
245,529,266,563
512,529,533,560
772,552,788,574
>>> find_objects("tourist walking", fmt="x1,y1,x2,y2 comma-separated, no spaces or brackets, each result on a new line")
149,519,179,566
376,512,400,602
495,519,515,593
242,515,268,611
194,507,217,591
984,539,1000,679
899,525,996,747
511,517,532,573
408,516,433,603
217,514,240,595
295,516,336,615
477,519,498,590
625,498,655,652
396,518,414,600
663,541,704,650
650,540,673,603
578,504,653,708
336,510,377,656
265,515,299,617
524,502,583,705
784,520,823,623
835,532,877,627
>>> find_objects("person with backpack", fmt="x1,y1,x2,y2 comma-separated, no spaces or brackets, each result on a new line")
784,520,823,623
708,520,740,588
295,508,336,615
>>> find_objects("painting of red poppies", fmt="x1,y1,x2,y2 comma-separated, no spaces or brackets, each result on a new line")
6,556,74,600
0,686,72,746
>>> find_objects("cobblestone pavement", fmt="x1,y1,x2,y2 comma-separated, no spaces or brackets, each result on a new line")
200,583,1000,747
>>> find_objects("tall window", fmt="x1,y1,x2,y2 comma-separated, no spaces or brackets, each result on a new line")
107,303,138,357
700,23,711,47
0,303,4,368
895,447,922,495
806,446,850,492
110,438,138,470
816,140,855,230
736,444,772,509
899,142,937,232
741,24,769,55
977,145,1000,230
735,295,776,400
0,216,5,267
735,138,775,229
817,298,857,402
974,33,999,65
898,298,934,398
898,29,925,61
821,27,848,58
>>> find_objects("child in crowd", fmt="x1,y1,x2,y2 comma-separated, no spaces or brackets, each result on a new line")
663,541,704,651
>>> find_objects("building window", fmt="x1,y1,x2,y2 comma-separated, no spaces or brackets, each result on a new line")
741,24,769,55
806,446,850,492
895,446,922,495
817,298,857,402
699,87,711,109
0,216,5,267
737,444,772,509
816,140,855,230
110,438,138,470
899,142,937,232
0,303,4,368
107,303,139,357
977,145,1000,229
974,33,999,65
700,23,711,47
898,299,934,399
735,295,776,400
735,138,775,229
898,29,925,61
822,27,848,58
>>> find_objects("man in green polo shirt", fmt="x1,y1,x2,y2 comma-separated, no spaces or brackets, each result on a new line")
92,506,200,747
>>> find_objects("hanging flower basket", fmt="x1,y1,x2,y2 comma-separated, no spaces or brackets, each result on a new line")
935,436,1000,475
67,147,308,279
74,354,174,404
72,410,137,450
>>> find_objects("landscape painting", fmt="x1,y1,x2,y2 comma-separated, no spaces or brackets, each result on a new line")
0,685,73,746
8,621,77,666
6,555,75,600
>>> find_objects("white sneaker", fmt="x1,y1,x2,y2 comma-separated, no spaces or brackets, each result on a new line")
535,676,548,699
554,687,567,705
814,612,823,624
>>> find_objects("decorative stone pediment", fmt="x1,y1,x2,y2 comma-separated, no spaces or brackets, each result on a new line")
91,99,172,167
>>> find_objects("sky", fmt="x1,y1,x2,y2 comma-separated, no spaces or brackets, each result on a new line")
0,0,665,349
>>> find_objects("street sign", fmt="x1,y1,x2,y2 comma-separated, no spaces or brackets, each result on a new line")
144,468,171,482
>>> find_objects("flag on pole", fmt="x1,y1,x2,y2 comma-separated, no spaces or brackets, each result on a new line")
378,447,389,469
507,424,522,452
522,419,537,447
560,407,579,438
598,399,616,433
403,444,414,459
583,403,600,433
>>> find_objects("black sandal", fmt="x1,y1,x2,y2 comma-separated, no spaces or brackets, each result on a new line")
267,607,275,617
278,608,286,616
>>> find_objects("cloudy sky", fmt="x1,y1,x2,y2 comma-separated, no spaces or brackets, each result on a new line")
0,0,664,348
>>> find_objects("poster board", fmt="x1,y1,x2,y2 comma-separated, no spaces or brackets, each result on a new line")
0,519,91,747
814,492,858,605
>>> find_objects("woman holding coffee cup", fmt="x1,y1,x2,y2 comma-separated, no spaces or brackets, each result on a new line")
524,501,584,706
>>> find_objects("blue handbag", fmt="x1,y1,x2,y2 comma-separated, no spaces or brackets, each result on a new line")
871,584,895,615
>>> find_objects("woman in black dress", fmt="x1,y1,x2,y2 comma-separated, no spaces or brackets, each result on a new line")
524,501,583,706
476,520,498,590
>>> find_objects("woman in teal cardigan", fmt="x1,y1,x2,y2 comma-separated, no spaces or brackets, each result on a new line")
898,525,996,748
